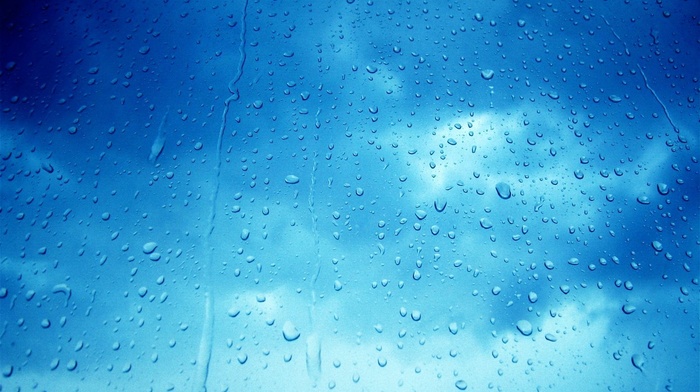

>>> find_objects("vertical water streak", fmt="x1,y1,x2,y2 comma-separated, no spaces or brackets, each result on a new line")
637,64,680,133
602,15,680,134
148,106,170,164
308,152,321,288
306,146,322,382
601,15,631,56
195,0,248,390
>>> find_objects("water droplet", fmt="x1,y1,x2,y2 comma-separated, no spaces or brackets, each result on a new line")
631,354,645,371
41,162,54,173
527,292,538,303
455,379,468,390
411,310,421,321
434,198,447,212
657,183,669,195
481,69,495,80
495,182,511,199
285,175,300,184
636,195,650,205
516,320,533,336
282,321,301,342
138,287,148,297
479,218,493,229
66,359,78,371
448,322,458,335
142,242,158,254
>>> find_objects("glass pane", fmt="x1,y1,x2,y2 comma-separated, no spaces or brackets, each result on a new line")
1,1,698,391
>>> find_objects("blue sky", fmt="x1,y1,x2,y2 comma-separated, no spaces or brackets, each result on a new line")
1,0,698,391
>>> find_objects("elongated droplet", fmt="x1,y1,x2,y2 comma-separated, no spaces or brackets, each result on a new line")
306,333,321,382
148,108,169,164
285,175,300,184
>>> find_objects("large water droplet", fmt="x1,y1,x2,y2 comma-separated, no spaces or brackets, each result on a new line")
631,354,645,371
283,321,301,342
495,182,511,199
516,320,533,336
285,175,300,184
142,242,158,254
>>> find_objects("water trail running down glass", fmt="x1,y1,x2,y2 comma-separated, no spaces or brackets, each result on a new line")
636,64,681,134
601,15,631,57
148,106,170,164
306,146,322,383
602,15,680,135
195,0,248,390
